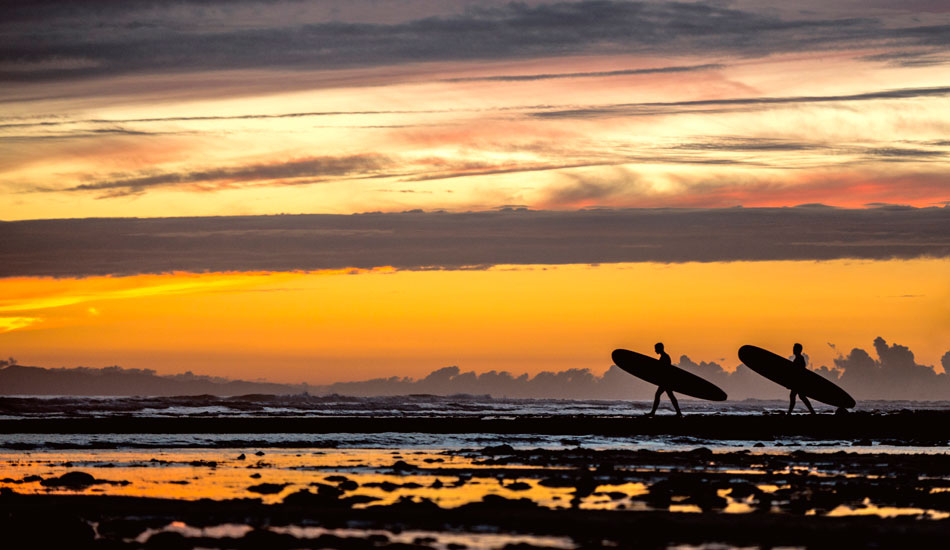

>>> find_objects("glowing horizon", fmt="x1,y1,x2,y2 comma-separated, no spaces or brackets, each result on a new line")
2,259,947,384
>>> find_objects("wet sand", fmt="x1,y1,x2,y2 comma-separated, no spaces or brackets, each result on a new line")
3,444,950,548
4,490,950,549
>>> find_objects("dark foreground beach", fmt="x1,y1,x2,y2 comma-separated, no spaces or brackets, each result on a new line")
2,405,949,549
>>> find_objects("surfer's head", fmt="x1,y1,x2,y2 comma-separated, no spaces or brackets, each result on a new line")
793,343,803,355
654,342,664,354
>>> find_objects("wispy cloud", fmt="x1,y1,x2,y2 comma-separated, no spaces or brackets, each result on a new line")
532,86,950,119
60,154,394,197
440,63,724,83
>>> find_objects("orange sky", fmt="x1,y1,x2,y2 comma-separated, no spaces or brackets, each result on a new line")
1,2,948,387
2,260,947,383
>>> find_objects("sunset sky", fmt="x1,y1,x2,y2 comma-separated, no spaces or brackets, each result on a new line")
1,1,948,384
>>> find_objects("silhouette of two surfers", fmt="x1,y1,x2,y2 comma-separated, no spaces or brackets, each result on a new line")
646,342,682,417
643,341,818,416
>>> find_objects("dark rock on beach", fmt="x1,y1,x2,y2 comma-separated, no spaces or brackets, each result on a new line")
246,482,289,495
39,471,129,489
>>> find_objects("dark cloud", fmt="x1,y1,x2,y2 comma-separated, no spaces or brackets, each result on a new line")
863,147,947,161
441,63,725,83
541,169,648,205
36,156,634,198
532,86,950,119
1,207,948,277
67,155,392,197
61,154,393,197
0,110,456,130
860,49,950,67
1,128,186,141
1,1,947,82
833,338,950,400
671,137,823,152
677,338,950,401
4,338,947,401
296,338,950,401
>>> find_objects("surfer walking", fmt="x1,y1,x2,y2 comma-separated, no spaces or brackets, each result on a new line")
788,343,816,415
647,342,682,417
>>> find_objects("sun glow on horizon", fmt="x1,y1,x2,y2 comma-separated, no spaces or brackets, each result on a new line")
1,259,946,383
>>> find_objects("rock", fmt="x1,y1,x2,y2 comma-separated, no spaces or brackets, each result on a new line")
145,531,191,550
40,471,98,488
688,447,713,458
538,476,574,488
391,460,415,471
4,513,95,548
246,482,289,494
459,494,539,512
365,481,399,492
308,482,344,499
381,495,441,511
481,444,516,455
239,529,299,549
97,518,156,540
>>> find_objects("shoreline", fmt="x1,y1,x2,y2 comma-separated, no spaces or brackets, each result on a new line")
2,411,948,442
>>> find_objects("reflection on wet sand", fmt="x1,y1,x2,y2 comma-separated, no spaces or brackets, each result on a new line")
3,445,949,518
3,442,950,549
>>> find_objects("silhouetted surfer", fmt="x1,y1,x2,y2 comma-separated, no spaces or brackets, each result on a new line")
788,343,816,415
647,342,682,417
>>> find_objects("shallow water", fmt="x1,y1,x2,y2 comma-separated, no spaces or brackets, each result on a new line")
3,431,947,455
2,395,946,420
3,445,948,520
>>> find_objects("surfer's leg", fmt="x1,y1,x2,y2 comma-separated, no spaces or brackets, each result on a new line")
801,395,815,414
788,390,797,414
648,387,663,416
667,390,682,417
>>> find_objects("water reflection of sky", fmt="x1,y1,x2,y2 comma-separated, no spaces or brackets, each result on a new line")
2,431,947,455
2,447,948,520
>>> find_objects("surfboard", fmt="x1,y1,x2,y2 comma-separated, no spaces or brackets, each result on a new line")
611,349,728,401
738,345,856,408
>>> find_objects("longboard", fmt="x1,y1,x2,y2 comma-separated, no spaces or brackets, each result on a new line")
738,345,855,408
611,349,727,401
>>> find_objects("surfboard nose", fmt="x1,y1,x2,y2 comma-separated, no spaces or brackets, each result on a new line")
737,345,755,364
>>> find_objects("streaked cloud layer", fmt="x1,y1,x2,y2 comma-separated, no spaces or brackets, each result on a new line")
2,206,948,277
3,1,948,80
2,1,949,220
